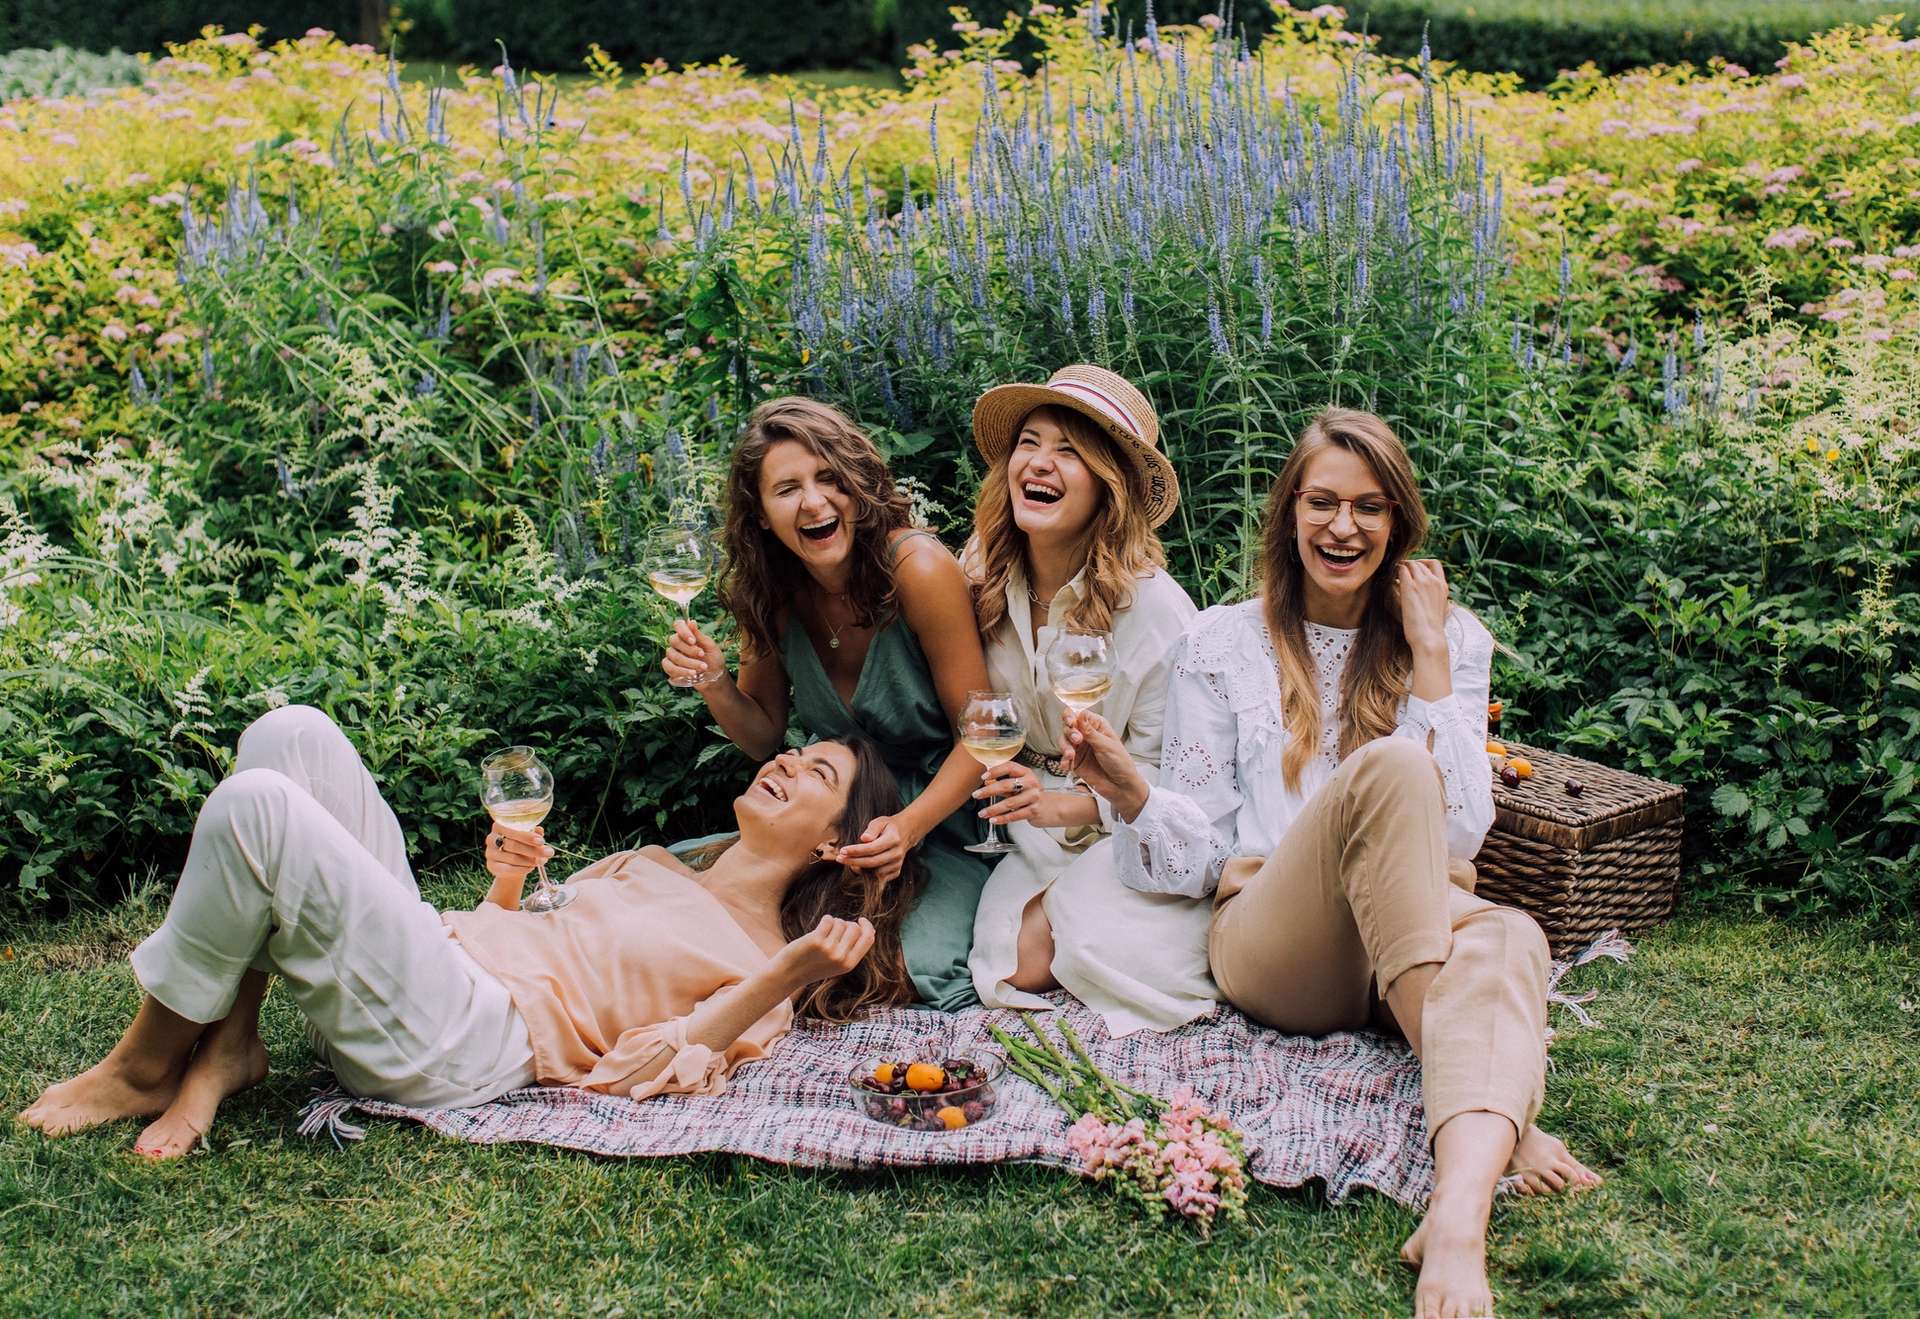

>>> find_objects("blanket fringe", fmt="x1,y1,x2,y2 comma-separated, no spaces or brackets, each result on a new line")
296,1089,367,1147
1545,928,1634,1031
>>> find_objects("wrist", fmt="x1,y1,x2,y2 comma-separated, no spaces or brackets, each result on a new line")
1112,778,1150,824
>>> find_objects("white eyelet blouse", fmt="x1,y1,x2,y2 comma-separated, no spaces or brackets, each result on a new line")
1113,599,1497,898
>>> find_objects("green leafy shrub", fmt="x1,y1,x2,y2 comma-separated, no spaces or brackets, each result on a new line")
0,48,146,102
1346,0,1916,86
1,18,1914,919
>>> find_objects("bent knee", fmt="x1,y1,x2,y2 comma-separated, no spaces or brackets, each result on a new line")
1470,904,1551,982
202,767,298,825
236,703,339,762
1340,737,1440,800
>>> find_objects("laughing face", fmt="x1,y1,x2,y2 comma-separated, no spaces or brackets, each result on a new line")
1007,407,1102,543
734,742,857,850
756,439,855,573
1293,446,1395,615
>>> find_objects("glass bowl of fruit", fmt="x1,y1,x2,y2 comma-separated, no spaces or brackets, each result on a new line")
848,1055,1004,1132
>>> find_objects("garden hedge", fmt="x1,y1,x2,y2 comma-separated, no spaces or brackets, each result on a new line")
0,1,362,60
1347,0,1916,85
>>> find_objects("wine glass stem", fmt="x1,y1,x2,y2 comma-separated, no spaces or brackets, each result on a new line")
533,860,552,902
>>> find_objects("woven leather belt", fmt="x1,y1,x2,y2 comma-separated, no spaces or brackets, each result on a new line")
1014,745,1071,778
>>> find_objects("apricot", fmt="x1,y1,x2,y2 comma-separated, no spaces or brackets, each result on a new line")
1486,740,1507,756
905,1062,946,1092
1509,756,1534,780
936,1105,967,1130
1488,700,1504,723
872,1062,897,1086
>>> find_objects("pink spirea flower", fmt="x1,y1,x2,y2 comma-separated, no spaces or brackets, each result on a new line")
1776,74,1808,90
1765,165,1805,184
1764,226,1819,251
1826,236,1857,250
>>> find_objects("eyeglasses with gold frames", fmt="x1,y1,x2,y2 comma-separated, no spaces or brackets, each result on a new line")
1294,489,1397,533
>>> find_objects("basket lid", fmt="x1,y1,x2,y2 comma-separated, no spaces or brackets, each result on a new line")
1491,742,1685,850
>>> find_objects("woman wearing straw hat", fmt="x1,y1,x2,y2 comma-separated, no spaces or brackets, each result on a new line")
964,365,1217,1035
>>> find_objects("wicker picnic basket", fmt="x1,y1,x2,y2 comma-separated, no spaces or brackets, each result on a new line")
1472,742,1685,958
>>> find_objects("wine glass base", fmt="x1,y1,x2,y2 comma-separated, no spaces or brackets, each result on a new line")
522,886,575,913
963,840,1020,855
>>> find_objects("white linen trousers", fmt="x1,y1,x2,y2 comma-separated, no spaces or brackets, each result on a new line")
129,705,536,1108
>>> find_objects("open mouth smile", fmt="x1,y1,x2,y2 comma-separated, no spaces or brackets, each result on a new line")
1020,481,1063,506
1315,544,1365,570
798,517,841,544
759,777,789,802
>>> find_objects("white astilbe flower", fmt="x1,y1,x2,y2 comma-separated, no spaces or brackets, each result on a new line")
500,508,597,634
168,664,216,740
0,498,55,631
896,472,950,532
322,464,447,637
246,684,290,710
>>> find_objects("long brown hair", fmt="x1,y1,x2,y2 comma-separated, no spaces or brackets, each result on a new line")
780,736,921,1020
720,397,912,662
971,405,1166,635
687,736,921,1020
1260,408,1432,791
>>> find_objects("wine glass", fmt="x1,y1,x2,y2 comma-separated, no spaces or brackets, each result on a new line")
959,690,1025,856
645,524,719,687
1045,630,1114,788
480,745,571,913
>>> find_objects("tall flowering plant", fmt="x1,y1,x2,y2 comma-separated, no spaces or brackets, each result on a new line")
989,1013,1248,1233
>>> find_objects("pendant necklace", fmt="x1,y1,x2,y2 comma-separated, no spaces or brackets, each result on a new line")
821,584,853,650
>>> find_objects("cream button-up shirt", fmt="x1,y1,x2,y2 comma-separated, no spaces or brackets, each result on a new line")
966,551,1214,1036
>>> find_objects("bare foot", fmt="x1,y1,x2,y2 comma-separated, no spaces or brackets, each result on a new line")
1401,1196,1496,1319
133,1033,269,1159
18,1059,181,1138
1505,1125,1602,1197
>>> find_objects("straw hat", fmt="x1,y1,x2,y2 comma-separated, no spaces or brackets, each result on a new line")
971,365,1180,529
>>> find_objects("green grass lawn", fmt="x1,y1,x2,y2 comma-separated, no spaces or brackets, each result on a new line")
2,886,1916,1317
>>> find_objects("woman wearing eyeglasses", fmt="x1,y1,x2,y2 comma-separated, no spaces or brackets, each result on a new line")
1060,409,1599,1319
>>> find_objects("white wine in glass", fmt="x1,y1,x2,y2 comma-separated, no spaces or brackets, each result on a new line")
645,524,719,688
960,690,1024,856
1045,630,1114,787
480,745,571,913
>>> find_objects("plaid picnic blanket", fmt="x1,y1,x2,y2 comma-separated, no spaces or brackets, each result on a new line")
304,936,1628,1207
310,997,1437,1205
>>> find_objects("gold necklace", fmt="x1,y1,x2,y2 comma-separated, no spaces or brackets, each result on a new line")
820,584,853,650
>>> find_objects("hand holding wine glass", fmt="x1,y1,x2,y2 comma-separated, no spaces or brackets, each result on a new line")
481,746,571,913
1045,629,1114,788
959,690,1025,856
646,525,720,688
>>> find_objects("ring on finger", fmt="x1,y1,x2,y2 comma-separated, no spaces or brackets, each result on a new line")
493,835,505,851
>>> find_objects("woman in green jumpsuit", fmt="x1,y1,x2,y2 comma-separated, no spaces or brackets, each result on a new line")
662,398,990,1009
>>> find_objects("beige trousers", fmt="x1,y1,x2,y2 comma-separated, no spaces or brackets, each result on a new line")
130,706,536,1108
1208,738,1550,1140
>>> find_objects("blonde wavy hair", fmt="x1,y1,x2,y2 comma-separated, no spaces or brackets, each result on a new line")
1260,408,1433,792
971,405,1166,635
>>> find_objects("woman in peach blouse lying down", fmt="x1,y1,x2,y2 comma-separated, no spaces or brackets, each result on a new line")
19,705,912,1158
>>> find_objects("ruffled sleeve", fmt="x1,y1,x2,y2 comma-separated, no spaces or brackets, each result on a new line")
1392,606,1496,859
1112,611,1243,897
579,993,792,1101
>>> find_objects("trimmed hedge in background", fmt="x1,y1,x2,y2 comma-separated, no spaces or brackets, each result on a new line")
4,0,1908,78
6,0,1278,75
0,1,363,60
1347,0,1916,85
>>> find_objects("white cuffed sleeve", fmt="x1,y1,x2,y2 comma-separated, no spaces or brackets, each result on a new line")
1393,607,1496,859
1112,624,1241,897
